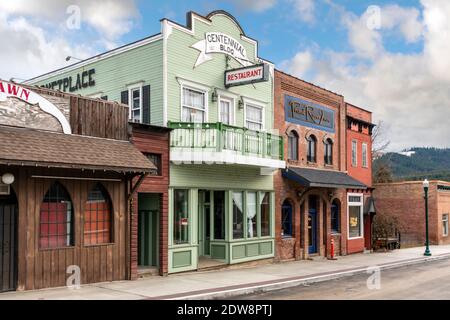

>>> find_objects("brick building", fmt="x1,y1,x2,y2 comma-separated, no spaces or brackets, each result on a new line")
373,181,450,247
274,71,374,261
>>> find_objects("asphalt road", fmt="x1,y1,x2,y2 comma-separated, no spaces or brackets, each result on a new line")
233,258,450,300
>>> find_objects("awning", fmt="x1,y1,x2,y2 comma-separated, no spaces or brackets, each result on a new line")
282,167,367,190
0,125,157,174
364,197,377,215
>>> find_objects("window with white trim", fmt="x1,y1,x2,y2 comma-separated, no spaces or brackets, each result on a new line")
352,140,358,167
348,194,363,239
443,214,449,237
129,86,142,123
219,97,233,125
182,87,206,123
362,143,368,168
245,103,263,131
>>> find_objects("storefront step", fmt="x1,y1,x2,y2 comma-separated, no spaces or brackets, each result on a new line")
137,267,160,278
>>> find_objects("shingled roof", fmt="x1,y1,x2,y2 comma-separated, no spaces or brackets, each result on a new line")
0,125,156,174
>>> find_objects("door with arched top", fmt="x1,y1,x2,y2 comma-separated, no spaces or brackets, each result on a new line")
0,189,18,293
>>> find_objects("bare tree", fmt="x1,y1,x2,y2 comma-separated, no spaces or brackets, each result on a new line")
372,120,391,160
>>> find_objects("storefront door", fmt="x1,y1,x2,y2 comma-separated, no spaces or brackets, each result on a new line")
138,194,160,268
198,191,211,257
0,193,18,293
308,209,318,254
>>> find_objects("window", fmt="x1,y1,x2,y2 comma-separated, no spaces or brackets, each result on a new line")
182,87,206,123
129,86,142,123
331,200,340,233
247,192,258,238
288,131,299,161
245,104,263,131
219,97,234,125
146,153,162,176
40,182,74,249
232,192,244,239
348,194,363,238
281,201,293,237
352,140,358,167
260,192,271,237
84,184,113,245
443,214,449,237
324,139,333,165
362,143,368,168
307,135,317,163
214,191,226,240
174,189,189,244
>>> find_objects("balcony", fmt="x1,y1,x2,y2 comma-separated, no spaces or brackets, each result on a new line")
168,122,286,169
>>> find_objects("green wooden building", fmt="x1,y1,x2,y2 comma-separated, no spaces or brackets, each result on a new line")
26,10,285,274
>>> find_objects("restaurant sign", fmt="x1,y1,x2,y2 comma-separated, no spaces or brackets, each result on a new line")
285,95,335,133
225,64,269,88
0,80,72,134
192,32,251,67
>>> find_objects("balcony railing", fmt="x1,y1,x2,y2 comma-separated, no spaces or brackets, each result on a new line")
168,122,284,161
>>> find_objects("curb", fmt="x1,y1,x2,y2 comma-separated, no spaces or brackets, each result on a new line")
162,253,450,300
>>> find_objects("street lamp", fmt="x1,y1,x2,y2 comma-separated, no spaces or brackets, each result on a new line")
423,179,432,256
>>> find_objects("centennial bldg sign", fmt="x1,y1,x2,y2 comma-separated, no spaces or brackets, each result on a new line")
192,32,250,67
224,64,269,88
285,95,335,133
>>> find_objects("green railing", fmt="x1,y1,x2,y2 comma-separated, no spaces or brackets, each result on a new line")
168,122,284,161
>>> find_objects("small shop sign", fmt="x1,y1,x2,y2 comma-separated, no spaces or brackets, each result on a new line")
224,64,269,88
181,218,189,226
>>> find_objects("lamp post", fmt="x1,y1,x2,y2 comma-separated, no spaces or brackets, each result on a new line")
423,179,432,256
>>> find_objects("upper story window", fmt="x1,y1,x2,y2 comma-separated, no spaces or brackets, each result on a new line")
182,87,206,123
219,97,234,125
352,140,358,167
245,103,264,131
362,143,368,168
146,153,162,176
288,131,299,161
307,135,317,163
129,86,142,123
324,138,333,165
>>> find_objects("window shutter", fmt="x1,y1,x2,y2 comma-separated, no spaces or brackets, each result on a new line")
142,85,151,124
121,90,129,105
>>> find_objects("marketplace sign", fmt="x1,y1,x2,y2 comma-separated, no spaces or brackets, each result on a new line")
0,80,72,134
192,32,251,67
225,64,269,88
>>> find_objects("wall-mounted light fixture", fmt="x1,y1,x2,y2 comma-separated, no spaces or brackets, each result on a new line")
211,88,218,103
238,98,244,110
1,173,15,185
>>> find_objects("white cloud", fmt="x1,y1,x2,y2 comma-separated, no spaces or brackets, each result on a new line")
230,0,277,13
279,1,450,151
0,0,139,81
290,0,315,23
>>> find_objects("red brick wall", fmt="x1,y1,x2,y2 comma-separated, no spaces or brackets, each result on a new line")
346,104,373,188
373,181,444,248
130,126,170,278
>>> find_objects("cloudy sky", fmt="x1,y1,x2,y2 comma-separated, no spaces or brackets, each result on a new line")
1,0,449,151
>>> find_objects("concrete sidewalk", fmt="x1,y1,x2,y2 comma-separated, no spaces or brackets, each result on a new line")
2,245,450,300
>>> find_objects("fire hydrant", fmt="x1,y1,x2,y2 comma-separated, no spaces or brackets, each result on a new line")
329,238,338,260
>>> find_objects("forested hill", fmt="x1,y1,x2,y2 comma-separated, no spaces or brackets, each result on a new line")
374,148,450,181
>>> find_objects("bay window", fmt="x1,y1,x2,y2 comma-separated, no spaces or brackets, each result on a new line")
247,192,258,238
260,192,271,237
182,87,206,123
174,189,189,244
232,192,244,239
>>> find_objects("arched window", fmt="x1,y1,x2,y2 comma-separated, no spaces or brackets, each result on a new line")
40,182,74,249
307,135,317,163
331,199,340,233
281,200,293,237
84,184,113,245
288,131,299,161
324,138,333,165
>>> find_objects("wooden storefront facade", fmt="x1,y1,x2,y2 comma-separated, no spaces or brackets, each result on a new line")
0,81,158,291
